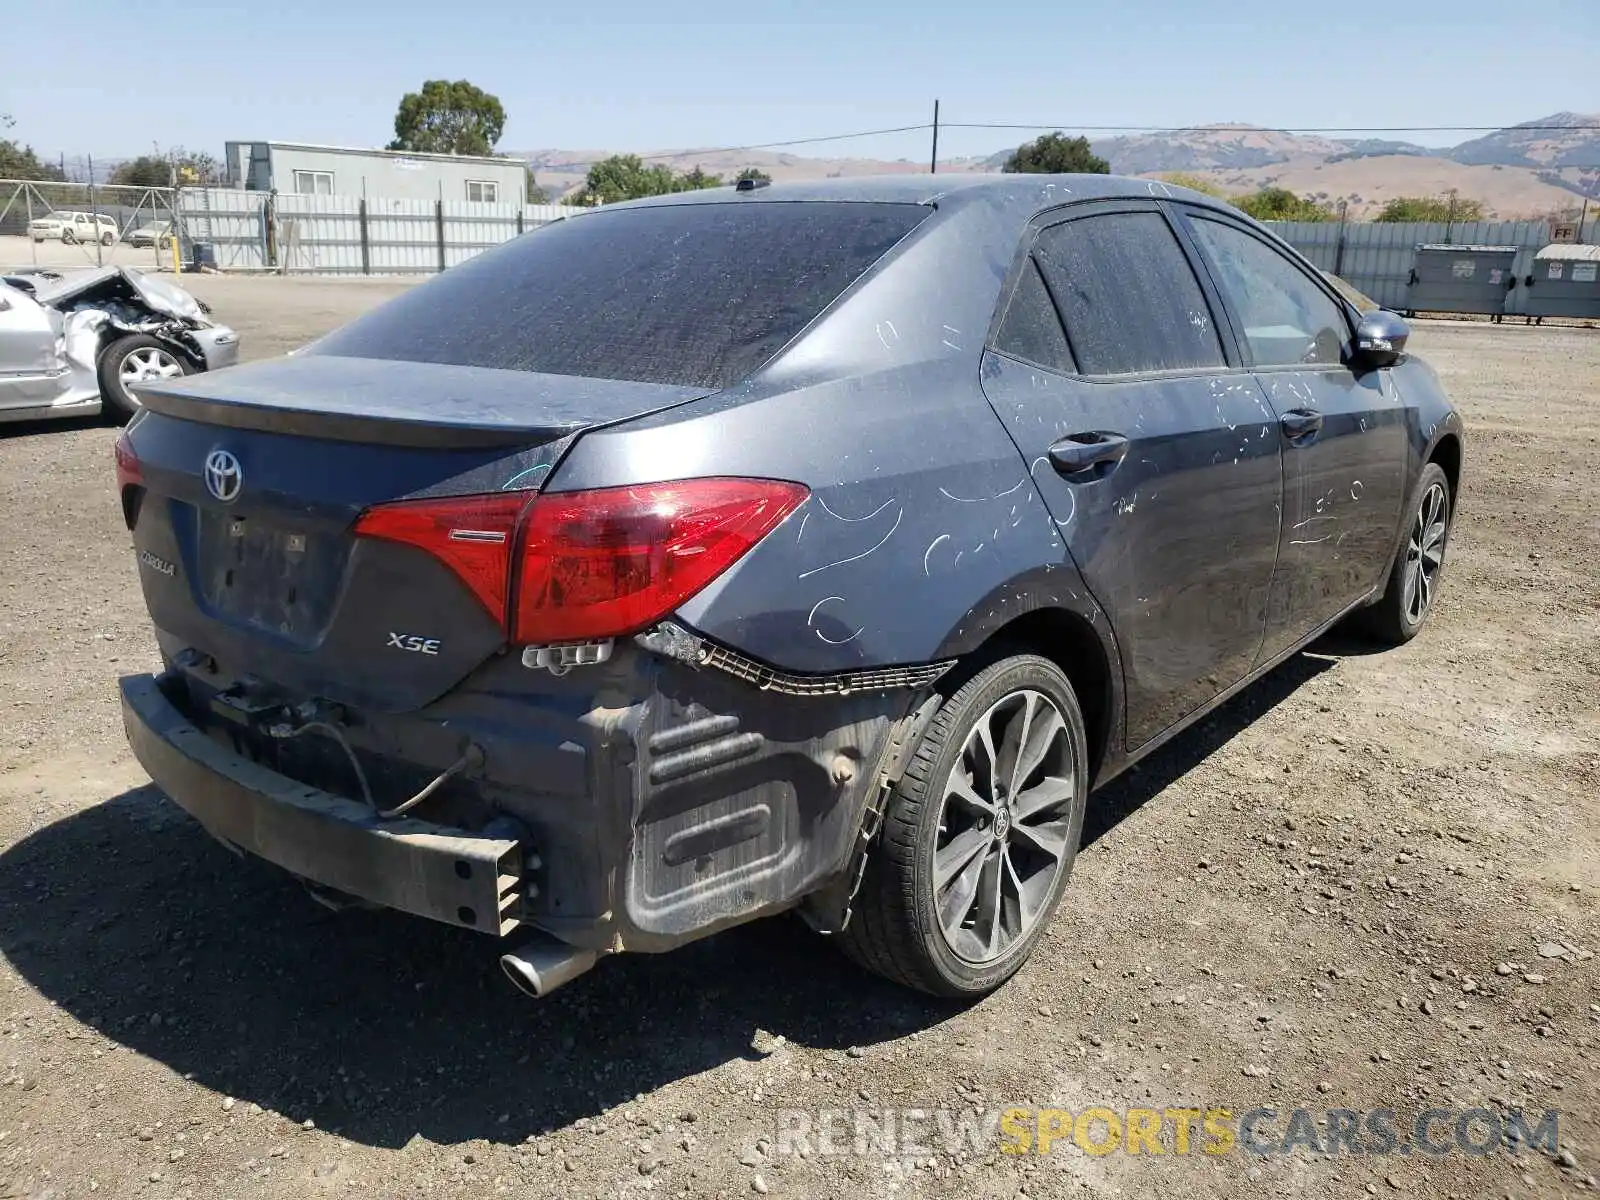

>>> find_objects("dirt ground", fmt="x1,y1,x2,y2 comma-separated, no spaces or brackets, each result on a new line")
0,278,1595,1200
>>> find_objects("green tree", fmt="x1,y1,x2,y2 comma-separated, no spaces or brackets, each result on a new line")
109,148,219,187
1231,186,1334,222
0,114,65,181
736,167,772,184
388,80,506,156
567,155,661,205
1374,194,1486,223
1002,132,1110,175
678,166,724,191
567,155,725,205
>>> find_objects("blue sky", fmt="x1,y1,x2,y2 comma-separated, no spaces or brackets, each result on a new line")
5,0,1596,164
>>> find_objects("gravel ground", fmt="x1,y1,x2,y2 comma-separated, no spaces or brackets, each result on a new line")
0,281,1595,1200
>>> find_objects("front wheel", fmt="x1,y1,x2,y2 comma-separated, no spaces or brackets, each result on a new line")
1356,462,1453,645
98,334,190,421
62,229,77,245
837,654,1088,997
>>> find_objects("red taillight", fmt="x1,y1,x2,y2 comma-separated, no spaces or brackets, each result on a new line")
353,493,529,625
351,478,806,643
113,430,142,492
513,478,808,644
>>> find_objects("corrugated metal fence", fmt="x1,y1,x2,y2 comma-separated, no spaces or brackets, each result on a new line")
175,186,573,273
1264,218,1600,315
173,185,1598,312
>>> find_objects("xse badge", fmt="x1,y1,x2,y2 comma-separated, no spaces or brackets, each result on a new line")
387,632,441,655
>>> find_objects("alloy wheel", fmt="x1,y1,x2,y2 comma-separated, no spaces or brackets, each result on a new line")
1402,481,1449,625
119,346,184,390
932,688,1076,964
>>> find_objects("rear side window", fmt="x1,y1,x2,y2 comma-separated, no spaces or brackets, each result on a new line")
1033,212,1224,375
994,259,1074,373
311,201,929,389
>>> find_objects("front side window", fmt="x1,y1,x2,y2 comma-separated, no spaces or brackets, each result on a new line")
466,180,499,203
293,170,334,196
1185,217,1350,367
1033,212,1224,375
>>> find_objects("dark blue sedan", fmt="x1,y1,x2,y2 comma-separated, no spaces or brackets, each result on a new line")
113,174,1463,998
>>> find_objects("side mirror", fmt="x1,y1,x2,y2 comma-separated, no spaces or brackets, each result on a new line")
1351,310,1409,370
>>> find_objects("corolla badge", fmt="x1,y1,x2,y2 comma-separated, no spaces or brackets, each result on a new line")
204,449,243,503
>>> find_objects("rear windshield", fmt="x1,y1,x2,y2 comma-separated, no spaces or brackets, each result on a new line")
311,200,929,389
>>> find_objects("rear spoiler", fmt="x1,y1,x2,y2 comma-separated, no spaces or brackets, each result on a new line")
134,354,711,450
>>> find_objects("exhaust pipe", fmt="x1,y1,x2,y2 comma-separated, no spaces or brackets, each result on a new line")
500,939,600,998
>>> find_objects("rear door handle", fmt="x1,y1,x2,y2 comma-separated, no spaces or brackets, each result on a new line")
1280,408,1323,441
1048,432,1129,479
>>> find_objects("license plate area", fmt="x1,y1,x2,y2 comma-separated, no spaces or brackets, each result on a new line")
194,507,347,644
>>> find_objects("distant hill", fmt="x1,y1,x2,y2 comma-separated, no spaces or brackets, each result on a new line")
1447,112,1600,167
507,112,1600,217
1327,139,1432,162
1086,124,1347,173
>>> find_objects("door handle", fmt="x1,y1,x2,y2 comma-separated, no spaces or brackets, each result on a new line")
1280,408,1323,441
1048,432,1129,478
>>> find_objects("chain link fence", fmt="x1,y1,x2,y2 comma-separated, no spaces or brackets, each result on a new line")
2,178,573,276
0,179,185,272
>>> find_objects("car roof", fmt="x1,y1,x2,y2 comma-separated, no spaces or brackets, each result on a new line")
584,172,1232,215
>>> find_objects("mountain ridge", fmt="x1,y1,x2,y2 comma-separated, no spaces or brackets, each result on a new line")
509,113,1600,217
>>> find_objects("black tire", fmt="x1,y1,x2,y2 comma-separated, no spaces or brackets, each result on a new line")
98,334,191,421
100,231,115,247
836,654,1089,997
1355,462,1453,645
62,229,77,245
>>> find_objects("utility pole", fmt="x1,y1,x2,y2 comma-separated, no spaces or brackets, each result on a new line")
1334,199,1349,278
930,99,940,175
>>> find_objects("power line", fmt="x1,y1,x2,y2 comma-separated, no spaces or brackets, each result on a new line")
948,123,1599,135
541,118,1600,177
629,123,934,164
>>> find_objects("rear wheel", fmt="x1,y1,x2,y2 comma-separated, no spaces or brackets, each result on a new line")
1357,462,1452,645
837,654,1088,997
100,231,115,246
98,334,190,420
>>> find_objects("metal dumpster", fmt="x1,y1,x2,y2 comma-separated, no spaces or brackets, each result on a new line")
1405,244,1519,319
1523,244,1600,322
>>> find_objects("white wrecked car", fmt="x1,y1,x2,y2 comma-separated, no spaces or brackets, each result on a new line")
0,266,239,423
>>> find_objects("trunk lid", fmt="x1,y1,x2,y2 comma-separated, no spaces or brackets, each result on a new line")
124,355,713,712
133,353,710,448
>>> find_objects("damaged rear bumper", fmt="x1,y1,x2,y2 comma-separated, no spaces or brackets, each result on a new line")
119,673,525,935
121,641,923,954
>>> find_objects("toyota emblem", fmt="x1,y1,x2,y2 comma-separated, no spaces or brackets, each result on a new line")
204,449,243,503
